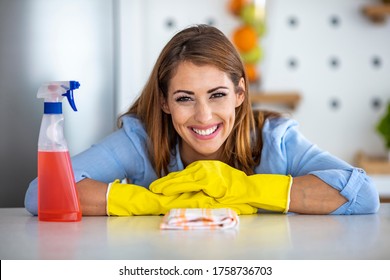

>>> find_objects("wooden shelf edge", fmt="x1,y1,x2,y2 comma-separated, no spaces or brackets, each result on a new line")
362,4,390,23
250,92,301,110
355,151,390,174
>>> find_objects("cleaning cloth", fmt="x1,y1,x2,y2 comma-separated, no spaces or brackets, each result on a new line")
160,208,239,230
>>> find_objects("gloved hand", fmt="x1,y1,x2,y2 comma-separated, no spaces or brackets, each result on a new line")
106,180,257,216
150,161,293,213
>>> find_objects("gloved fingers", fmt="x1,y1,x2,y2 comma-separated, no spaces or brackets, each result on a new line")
164,191,257,215
150,179,206,195
150,176,226,197
161,190,217,210
150,160,232,197
149,171,185,194
150,164,211,195
219,204,258,215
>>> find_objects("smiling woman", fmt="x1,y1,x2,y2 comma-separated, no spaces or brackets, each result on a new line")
25,24,379,217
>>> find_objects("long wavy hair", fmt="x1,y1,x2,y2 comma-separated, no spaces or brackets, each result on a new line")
120,24,279,176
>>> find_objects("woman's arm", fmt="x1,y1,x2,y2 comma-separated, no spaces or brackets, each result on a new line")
289,175,347,214
77,175,347,216
259,117,379,215
77,178,108,216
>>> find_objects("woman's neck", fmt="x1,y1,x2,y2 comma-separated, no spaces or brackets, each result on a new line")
179,141,223,167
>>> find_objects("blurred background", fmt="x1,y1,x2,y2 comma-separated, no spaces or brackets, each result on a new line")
1,0,389,207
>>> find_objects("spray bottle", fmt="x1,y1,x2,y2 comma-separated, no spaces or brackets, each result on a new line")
37,81,82,222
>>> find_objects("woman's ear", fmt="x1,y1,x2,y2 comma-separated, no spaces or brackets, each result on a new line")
235,77,246,107
161,96,171,114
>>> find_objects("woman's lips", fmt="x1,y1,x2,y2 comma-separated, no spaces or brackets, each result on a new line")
190,123,222,139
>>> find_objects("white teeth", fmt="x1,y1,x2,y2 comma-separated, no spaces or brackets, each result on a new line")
192,125,218,136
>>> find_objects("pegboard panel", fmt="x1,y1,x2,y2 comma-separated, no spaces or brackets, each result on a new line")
119,0,390,164
261,0,390,163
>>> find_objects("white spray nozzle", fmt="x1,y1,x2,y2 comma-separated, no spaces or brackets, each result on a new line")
37,81,80,112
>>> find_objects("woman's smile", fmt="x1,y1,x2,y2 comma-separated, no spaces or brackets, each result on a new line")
190,123,222,139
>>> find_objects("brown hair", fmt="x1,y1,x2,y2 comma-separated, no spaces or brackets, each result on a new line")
120,24,279,176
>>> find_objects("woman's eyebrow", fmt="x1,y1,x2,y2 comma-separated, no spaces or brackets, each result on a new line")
207,86,229,93
172,90,194,95
172,86,229,95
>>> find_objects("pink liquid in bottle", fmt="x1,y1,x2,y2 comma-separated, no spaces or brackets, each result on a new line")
38,151,82,222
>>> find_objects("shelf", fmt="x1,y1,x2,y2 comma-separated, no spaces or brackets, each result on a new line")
250,92,301,110
355,151,390,201
355,151,390,174
362,4,390,23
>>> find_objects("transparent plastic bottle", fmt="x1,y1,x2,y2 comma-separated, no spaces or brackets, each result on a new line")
37,81,82,222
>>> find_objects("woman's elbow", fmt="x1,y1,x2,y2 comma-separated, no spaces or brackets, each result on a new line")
351,179,380,214
334,176,380,215
24,179,38,216
359,186,380,214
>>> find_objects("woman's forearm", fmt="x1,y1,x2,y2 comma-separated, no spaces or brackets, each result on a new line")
77,178,108,216
288,175,347,214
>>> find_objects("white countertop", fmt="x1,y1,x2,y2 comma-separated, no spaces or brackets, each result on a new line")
1,205,389,260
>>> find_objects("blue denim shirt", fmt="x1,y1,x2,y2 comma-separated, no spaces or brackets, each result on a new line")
25,115,380,215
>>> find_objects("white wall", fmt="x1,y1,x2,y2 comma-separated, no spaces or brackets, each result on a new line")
119,0,390,164
28,0,115,157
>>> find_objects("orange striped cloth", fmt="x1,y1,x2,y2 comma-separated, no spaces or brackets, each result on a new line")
160,208,239,230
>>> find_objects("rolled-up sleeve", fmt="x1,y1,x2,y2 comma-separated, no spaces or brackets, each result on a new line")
311,168,380,214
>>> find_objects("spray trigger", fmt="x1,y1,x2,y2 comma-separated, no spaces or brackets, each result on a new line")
61,81,80,111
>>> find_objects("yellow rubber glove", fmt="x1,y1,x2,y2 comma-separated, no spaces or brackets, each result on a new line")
150,161,293,213
107,180,257,216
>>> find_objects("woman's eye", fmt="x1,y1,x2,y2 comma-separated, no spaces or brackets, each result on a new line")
175,96,193,102
210,92,227,99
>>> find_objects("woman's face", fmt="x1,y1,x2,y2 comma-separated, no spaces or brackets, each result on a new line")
162,61,245,165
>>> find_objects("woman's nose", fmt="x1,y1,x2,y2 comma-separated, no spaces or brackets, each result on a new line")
194,101,212,123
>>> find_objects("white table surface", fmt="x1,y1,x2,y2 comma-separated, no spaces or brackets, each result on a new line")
1,205,390,260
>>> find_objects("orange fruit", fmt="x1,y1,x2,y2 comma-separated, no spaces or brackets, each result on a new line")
232,25,258,53
244,64,258,82
228,0,250,16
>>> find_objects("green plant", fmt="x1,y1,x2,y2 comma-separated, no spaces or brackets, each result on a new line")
376,102,390,150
